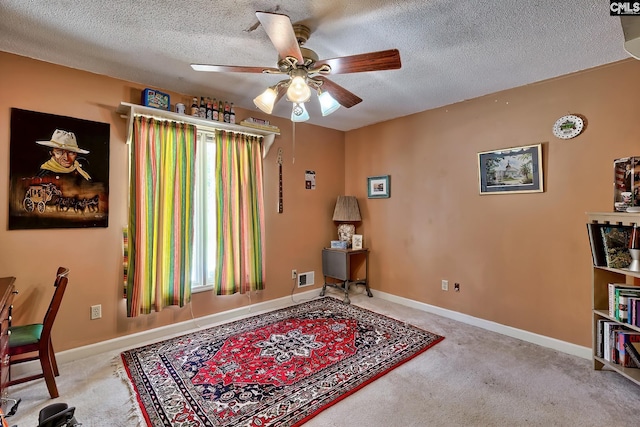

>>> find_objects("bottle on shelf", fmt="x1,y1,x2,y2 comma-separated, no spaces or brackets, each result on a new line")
218,100,224,121
206,97,213,120
190,97,199,116
199,97,206,118
212,98,219,121
229,103,236,124
224,101,230,123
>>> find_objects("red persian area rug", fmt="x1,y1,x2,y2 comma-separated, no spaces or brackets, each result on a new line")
121,297,444,426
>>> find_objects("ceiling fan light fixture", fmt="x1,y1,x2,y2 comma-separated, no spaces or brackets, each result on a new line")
253,86,278,114
291,102,310,122
192,12,402,124
318,91,341,116
286,75,311,103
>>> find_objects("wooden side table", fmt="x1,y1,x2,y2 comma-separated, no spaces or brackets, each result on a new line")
320,248,372,304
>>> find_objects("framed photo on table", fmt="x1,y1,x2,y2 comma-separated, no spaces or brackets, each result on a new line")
352,234,363,250
368,175,390,198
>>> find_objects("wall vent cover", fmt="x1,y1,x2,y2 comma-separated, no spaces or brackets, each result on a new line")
297,271,315,287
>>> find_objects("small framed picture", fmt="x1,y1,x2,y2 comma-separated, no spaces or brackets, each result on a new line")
367,175,390,198
352,234,363,250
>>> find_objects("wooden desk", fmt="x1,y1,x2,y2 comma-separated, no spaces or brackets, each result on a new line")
320,248,372,304
0,277,16,400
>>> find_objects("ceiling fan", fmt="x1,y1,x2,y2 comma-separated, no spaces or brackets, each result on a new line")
191,11,402,121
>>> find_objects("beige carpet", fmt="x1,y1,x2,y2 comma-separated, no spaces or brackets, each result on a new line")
6,290,640,427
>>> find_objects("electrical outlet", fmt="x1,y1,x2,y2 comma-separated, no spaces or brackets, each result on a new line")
292,269,297,280
441,280,449,291
90,304,102,320
454,283,460,292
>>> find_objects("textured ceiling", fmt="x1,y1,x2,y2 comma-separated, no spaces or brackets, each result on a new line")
0,1,630,131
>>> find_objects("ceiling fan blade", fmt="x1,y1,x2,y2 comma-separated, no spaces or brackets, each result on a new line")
314,76,362,108
272,84,288,107
191,64,279,73
314,49,401,74
256,11,304,63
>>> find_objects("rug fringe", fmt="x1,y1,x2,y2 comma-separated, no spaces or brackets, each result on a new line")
112,355,148,427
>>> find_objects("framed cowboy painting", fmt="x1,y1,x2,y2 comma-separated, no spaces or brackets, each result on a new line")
8,108,110,229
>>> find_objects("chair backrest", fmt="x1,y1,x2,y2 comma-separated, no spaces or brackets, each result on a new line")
39,267,70,345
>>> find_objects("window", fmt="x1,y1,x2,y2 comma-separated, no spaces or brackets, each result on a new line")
191,131,216,292
188,128,266,295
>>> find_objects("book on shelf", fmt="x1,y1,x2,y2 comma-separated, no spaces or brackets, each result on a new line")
239,119,280,133
597,319,608,358
607,283,640,318
629,297,638,326
587,223,607,267
624,341,640,368
600,225,632,269
617,290,640,323
616,331,640,367
603,322,625,362
243,117,270,125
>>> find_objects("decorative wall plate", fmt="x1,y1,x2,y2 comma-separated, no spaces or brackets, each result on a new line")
552,114,584,139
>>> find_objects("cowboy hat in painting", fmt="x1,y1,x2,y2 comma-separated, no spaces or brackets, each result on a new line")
36,129,90,154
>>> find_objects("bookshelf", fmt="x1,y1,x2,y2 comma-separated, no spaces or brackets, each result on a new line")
587,212,640,386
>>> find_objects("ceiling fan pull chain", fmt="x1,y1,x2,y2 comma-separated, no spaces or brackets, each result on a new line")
292,121,296,164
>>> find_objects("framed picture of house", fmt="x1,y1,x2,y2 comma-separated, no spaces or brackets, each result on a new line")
368,175,390,198
477,143,543,195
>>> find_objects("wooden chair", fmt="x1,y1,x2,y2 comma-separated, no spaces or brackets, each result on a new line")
8,267,69,398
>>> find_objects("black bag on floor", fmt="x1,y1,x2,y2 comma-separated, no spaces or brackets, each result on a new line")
37,403,79,427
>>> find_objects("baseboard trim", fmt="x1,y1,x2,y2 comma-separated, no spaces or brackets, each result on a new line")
373,290,592,360
12,288,591,379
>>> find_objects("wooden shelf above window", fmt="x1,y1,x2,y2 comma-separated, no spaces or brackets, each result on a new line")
116,102,279,157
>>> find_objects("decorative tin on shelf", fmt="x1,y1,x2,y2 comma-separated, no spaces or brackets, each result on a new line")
141,88,170,111
330,240,348,249
614,157,640,212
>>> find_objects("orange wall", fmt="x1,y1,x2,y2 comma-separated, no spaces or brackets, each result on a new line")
0,52,344,351
2,51,636,352
345,59,640,347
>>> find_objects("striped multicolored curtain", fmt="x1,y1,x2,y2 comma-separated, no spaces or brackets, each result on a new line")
126,116,197,316
215,130,265,295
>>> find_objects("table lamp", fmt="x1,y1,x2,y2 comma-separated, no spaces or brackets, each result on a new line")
332,196,361,248
629,224,640,271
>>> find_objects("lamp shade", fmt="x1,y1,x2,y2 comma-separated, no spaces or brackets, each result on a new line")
287,75,311,103
291,102,310,122
630,224,640,249
332,196,361,222
319,91,341,116
253,87,278,114
629,224,640,271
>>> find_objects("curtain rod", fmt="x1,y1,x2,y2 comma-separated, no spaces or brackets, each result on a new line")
131,112,265,139
128,111,276,158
